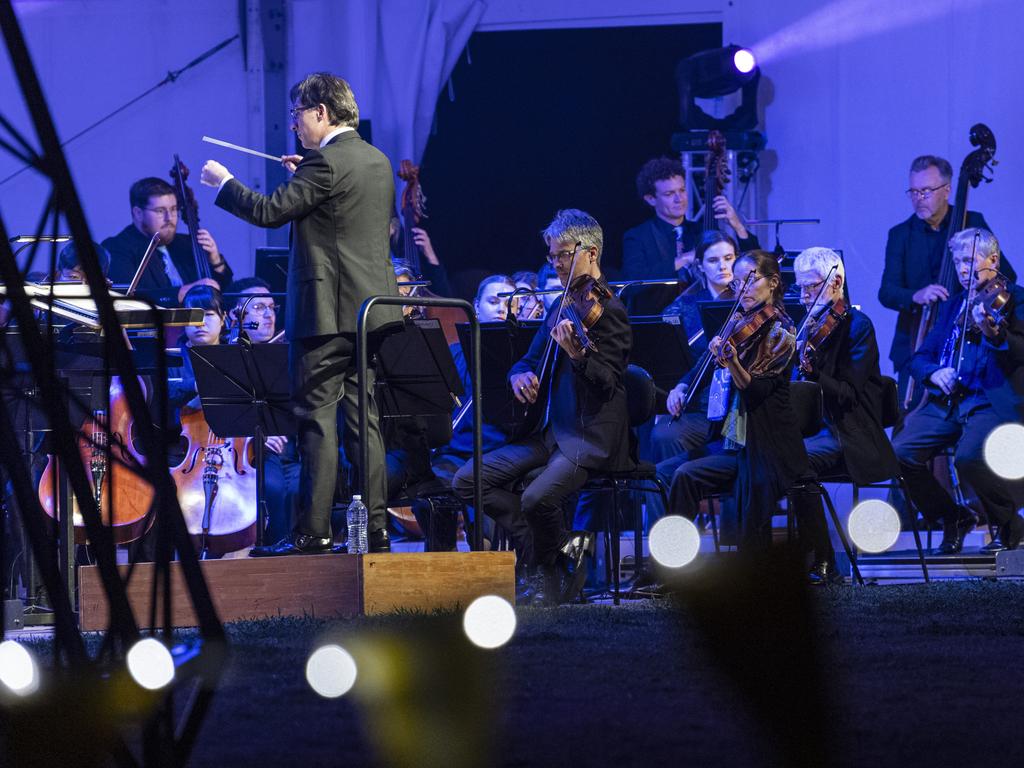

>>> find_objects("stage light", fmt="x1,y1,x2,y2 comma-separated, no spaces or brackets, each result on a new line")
649,515,700,569
0,640,39,697
306,644,358,698
127,638,175,691
983,423,1024,480
847,500,901,553
734,48,756,74
463,595,516,650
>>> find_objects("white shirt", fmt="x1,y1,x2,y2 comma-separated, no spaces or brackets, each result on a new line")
217,126,356,191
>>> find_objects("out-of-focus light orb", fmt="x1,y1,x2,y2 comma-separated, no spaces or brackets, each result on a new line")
983,423,1024,480
649,515,700,569
463,595,516,649
848,500,901,553
127,638,175,691
734,48,757,74
0,640,39,696
306,644,357,698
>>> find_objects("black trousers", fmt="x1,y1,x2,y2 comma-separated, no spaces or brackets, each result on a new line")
452,430,589,567
651,411,714,521
892,400,1016,528
290,333,388,538
263,445,300,544
790,428,842,562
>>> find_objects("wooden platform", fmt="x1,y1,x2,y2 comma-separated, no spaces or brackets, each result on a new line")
78,551,515,631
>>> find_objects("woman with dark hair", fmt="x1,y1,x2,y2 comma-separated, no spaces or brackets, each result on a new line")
167,286,226,419
667,249,808,548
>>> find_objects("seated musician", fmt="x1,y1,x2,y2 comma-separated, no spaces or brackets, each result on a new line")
104,177,233,301
651,231,739,508
536,263,562,316
167,286,226,422
431,275,518,548
622,157,758,315
790,247,899,583
452,209,632,604
878,155,1015,403
227,277,298,544
892,229,1024,553
666,250,808,549
389,215,453,297
46,240,112,283
510,270,543,320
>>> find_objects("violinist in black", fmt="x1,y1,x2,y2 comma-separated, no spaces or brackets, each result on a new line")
104,177,232,299
892,228,1024,553
791,248,899,583
667,250,808,548
452,209,631,604
650,231,738,519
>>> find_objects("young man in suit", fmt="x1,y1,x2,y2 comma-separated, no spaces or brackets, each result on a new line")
201,72,402,556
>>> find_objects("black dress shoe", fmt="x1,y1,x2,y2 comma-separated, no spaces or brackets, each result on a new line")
935,511,977,555
807,559,844,586
557,530,596,604
250,533,333,557
980,535,1006,554
368,528,391,553
1001,516,1024,552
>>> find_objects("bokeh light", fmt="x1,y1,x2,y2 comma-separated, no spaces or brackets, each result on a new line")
463,595,517,649
733,48,757,74
649,515,701,569
0,640,39,696
847,499,901,553
983,423,1024,480
306,644,358,698
127,638,175,691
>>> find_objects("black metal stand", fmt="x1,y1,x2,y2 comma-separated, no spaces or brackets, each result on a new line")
188,342,295,548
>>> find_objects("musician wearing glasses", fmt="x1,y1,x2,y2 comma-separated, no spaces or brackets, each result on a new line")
878,155,1014,402
452,210,631,605
104,177,233,299
892,229,1024,554
200,72,401,557
790,248,898,584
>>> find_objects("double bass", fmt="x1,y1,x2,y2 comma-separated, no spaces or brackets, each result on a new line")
903,123,997,410
702,129,731,234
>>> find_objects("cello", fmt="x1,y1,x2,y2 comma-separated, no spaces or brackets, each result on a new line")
903,123,997,410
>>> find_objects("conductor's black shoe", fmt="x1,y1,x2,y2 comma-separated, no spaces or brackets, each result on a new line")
249,533,333,557
936,511,976,555
807,559,844,586
1002,516,1024,552
980,535,1006,554
369,528,391,553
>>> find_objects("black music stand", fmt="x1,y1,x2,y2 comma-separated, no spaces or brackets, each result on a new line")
457,320,539,429
376,318,463,421
189,343,295,550
627,316,694,395
697,299,808,342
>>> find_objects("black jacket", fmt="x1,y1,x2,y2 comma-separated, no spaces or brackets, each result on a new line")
511,285,633,471
215,131,402,340
804,307,899,484
104,226,233,294
878,210,1014,370
909,284,1024,423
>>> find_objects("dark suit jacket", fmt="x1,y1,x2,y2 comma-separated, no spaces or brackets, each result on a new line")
878,210,1014,369
511,285,633,471
909,284,1024,423
215,131,402,340
806,307,899,484
104,225,233,293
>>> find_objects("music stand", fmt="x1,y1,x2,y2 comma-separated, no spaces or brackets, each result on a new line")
627,315,694,394
697,299,808,343
189,343,295,549
457,320,539,430
375,318,463,420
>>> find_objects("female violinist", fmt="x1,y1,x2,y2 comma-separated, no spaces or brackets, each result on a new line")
791,247,899,583
667,249,808,549
649,231,739,519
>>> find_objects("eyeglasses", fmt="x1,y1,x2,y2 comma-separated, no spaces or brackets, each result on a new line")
246,301,278,314
797,278,826,295
905,184,949,200
546,248,586,265
289,104,316,120
143,206,178,218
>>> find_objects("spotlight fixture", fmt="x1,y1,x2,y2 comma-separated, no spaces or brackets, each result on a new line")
676,44,761,131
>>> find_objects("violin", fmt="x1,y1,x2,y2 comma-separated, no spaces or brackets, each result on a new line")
970,273,1012,326
38,377,155,544
514,291,545,321
557,273,612,354
797,298,848,376
712,302,780,364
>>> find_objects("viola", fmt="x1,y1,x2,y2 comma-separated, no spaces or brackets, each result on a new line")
797,298,848,376
37,377,155,545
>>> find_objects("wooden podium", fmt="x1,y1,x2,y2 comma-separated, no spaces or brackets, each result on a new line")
78,551,516,631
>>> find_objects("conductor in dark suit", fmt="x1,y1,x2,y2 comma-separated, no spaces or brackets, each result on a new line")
201,72,402,555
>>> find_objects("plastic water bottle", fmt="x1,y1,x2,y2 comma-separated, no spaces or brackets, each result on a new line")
346,495,369,554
